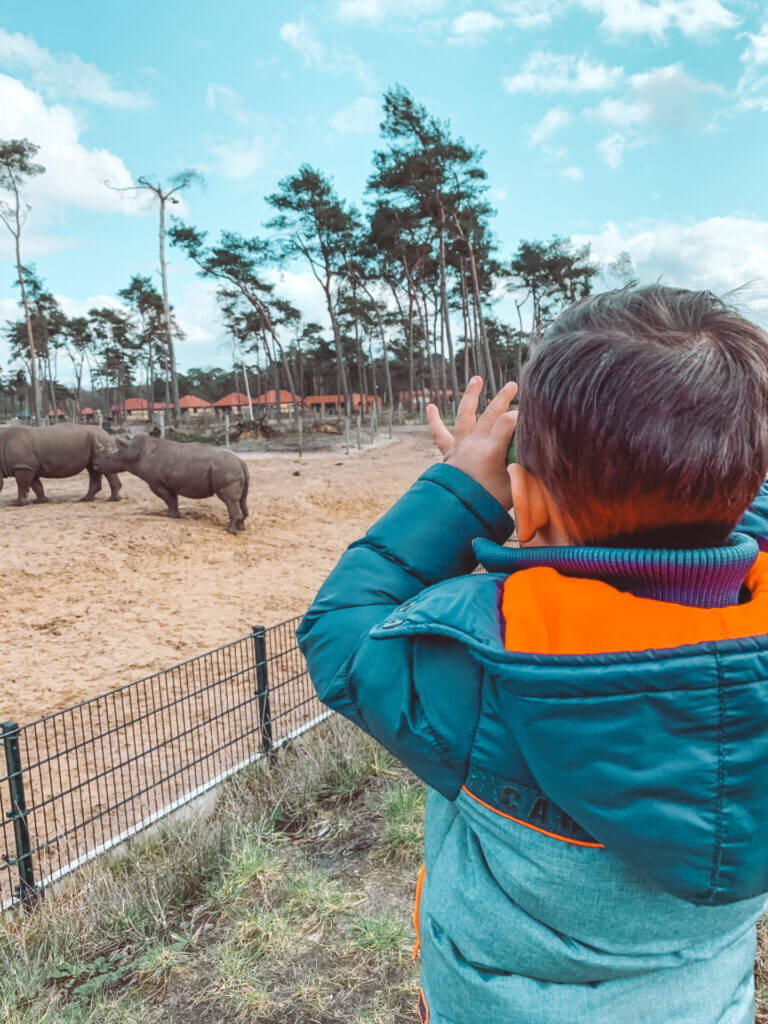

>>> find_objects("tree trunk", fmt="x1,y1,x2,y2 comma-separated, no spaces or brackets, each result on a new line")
323,279,351,415
242,360,254,419
459,258,475,387
415,287,437,407
14,236,40,424
268,326,302,455
438,218,460,415
158,196,181,423
465,239,497,394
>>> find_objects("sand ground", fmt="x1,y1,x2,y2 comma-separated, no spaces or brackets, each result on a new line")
1,427,437,725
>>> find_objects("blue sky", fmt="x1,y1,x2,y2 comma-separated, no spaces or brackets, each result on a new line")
1,0,768,374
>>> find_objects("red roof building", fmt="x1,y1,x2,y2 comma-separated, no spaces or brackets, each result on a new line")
213,392,252,408
81,406,94,415
180,394,212,410
305,393,382,411
111,397,149,413
253,389,302,407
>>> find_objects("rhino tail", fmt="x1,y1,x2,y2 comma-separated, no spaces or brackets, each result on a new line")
239,465,249,520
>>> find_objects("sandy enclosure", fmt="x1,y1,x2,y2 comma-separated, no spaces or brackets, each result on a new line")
1,427,437,726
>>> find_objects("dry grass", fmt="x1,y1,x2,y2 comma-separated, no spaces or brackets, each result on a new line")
0,717,423,1023
3,714,767,1022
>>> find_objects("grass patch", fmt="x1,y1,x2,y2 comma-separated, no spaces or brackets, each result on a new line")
0,717,422,1023
373,784,426,866
8,710,758,1022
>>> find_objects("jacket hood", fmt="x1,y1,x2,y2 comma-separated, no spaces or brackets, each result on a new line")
371,562,768,906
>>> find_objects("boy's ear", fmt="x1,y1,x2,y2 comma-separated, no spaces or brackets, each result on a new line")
508,464,551,544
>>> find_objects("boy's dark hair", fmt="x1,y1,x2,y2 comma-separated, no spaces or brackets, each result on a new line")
516,285,768,547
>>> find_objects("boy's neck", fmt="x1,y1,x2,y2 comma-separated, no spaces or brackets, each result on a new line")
585,522,731,550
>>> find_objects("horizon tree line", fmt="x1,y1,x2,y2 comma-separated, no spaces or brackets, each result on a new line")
0,86,621,427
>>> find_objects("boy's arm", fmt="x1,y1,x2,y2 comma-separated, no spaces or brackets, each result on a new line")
738,479,768,551
297,462,513,795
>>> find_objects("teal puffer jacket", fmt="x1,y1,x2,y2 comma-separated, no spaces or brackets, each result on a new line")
298,465,768,1024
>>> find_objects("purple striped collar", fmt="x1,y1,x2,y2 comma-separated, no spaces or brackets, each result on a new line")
472,532,759,609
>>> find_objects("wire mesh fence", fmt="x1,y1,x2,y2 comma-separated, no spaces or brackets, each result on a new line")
0,617,327,912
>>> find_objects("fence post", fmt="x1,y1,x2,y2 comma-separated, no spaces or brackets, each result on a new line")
2,722,37,905
251,627,274,757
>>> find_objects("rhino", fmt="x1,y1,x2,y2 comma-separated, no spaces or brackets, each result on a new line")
94,431,249,534
0,423,122,505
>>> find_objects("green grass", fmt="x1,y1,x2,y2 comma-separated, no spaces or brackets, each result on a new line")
0,718,424,1024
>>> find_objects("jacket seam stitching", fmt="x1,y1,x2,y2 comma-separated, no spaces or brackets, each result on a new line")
421,471,510,539
345,640,461,787
707,642,726,901
462,669,485,791
348,539,433,587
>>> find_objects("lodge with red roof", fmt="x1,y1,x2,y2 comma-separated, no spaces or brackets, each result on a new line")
93,388,385,424
304,393,382,415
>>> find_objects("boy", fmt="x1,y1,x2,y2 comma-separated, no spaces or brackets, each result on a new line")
298,286,768,1023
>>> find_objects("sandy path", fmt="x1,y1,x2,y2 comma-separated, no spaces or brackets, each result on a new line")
1,428,437,726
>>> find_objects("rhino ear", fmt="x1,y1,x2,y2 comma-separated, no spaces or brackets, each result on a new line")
115,433,130,448
93,439,105,453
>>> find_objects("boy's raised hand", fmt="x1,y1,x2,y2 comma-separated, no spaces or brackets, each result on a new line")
427,377,518,511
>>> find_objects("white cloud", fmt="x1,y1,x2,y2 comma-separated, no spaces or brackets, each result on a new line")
529,106,570,145
205,83,248,124
742,21,768,67
597,132,626,167
280,20,325,66
330,96,379,134
590,97,649,125
500,0,564,28
504,52,623,94
490,186,508,201
0,75,145,217
0,230,81,263
451,11,504,40
579,0,737,40
336,0,445,23
591,64,721,129
208,135,268,181
574,217,768,322
279,18,369,83
266,268,331,328
0,29,151,109
498,0,737,38
561,165,584,179
737,19,768,113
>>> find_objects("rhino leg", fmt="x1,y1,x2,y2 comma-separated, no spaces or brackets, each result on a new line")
107,473,122,502
148,482,180,518
239,477,249,525
31,478,48,504
81,469,102,502
15,470,45,505
220,494,242,535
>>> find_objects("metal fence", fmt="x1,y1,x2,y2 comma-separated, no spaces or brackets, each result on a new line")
0,617,328,912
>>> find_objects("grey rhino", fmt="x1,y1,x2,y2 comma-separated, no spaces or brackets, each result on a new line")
94,431,249,534
0,423,122,505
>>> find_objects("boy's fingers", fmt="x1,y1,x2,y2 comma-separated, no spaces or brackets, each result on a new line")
426,403,454,456
454,376,483,439
489,409,519,445
477,382,518,436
